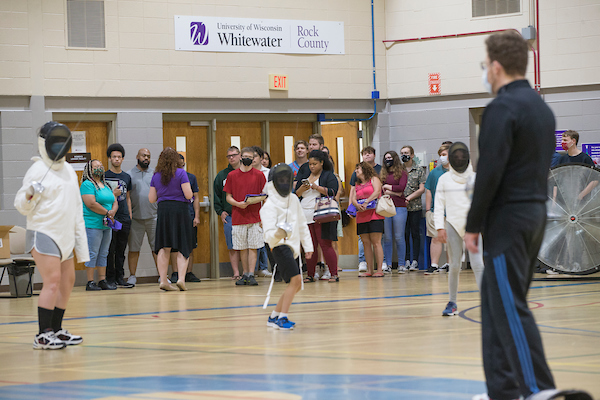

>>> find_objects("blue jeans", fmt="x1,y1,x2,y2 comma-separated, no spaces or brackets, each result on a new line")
255,246,269,271
383,207,408,266
358,236,365,263
223,214,234,250
85,228,112,268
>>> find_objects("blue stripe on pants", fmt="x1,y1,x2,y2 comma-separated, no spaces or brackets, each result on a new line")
493,253,539,394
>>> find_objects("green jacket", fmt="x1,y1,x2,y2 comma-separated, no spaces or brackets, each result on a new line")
213,164,235,216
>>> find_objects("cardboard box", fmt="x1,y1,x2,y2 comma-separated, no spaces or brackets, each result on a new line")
0,225,15,259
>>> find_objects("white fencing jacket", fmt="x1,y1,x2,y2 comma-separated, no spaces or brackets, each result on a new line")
14,158,90,263
433,164,475,238
260,181,313,258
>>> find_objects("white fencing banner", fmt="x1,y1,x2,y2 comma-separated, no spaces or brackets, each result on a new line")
174,16,344,55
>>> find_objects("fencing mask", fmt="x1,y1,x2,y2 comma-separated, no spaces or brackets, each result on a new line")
38,122,72,166
269,163,294,197
448,142,470,174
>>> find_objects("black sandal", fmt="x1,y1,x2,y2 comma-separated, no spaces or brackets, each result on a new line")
303,276,315,283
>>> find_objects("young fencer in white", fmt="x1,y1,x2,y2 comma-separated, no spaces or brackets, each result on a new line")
14,122,89,349
433,142,484,316
260,163,313,330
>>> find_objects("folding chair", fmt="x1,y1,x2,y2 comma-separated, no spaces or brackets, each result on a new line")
0,226,36,298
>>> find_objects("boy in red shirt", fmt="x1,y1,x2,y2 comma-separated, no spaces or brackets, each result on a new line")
224,147,267,286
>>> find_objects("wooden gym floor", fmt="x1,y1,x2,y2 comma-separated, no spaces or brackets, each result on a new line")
0,269,599,399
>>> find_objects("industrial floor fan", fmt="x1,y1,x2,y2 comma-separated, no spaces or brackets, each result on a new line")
538,163,600,277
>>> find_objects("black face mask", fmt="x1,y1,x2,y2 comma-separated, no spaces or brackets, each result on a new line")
401,154,410,163
241,157,253,166
138,159,150,169
384,159,394,167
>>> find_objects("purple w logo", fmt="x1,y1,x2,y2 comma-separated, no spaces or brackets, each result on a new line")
190,22,208,45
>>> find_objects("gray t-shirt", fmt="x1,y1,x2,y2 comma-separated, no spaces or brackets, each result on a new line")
127,166,157,220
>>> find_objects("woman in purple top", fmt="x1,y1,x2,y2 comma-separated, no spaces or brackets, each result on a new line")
149,147,193,291
380,151,409,273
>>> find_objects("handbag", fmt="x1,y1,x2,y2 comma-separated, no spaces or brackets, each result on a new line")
376,195,396,218
346,199,377,217
312,197,341,223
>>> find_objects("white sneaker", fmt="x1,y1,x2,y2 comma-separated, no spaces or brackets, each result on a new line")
409,260,419,271
440,263,449,273
358,261,367,272
546,268,559,275
55,329,83,345
127,275,137,286
381,262,391,273
320,270,331,280
33,331,66,350
260,270,273,277
397,265,407,274
314,271,320,279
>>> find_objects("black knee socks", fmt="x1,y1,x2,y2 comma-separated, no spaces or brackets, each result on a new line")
51,307,65,332
38,307,54,334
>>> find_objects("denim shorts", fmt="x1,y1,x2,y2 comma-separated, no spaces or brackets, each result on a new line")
85,228,112,268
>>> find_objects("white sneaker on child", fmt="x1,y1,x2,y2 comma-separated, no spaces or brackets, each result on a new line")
320,270,331,280
358,261,367,272
127,275,137,285
409,260,419,271
381,262,391,273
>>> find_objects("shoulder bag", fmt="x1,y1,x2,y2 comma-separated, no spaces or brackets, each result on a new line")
313,197,341,223
376,195,396,218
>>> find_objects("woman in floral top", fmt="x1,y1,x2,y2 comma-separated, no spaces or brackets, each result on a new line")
401,146,426,273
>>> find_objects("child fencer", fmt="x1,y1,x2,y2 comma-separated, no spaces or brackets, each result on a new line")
260,163,313,330
433,142,484,316
14,122,89,349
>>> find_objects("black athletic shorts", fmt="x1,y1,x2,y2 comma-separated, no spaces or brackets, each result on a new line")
271,244,301,284
357,219,384,235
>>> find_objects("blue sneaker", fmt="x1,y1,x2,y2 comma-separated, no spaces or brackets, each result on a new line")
267,316,279,328
276,316,295,330
442,301,457,316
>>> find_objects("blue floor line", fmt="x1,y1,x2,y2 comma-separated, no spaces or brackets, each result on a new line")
0,374,488,400
0,281,597,327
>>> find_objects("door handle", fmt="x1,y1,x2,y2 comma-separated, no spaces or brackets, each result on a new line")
199,196,210,212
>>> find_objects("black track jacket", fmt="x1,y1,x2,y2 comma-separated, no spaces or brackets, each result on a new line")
466,80,556,234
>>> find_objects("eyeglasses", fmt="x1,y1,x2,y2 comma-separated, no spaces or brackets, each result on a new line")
226,153,240,158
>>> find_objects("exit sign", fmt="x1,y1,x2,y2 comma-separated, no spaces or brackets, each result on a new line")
269,74,288,91
429,73,441,95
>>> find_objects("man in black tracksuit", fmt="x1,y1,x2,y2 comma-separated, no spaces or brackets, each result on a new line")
465,32,556,400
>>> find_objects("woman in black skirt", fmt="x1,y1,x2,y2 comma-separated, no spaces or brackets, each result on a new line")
148,147,193,291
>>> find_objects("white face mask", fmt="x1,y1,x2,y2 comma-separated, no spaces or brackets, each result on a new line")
439,155,449,166
482,67,493,94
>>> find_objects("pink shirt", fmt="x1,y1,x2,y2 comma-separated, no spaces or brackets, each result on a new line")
355,180,384,224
